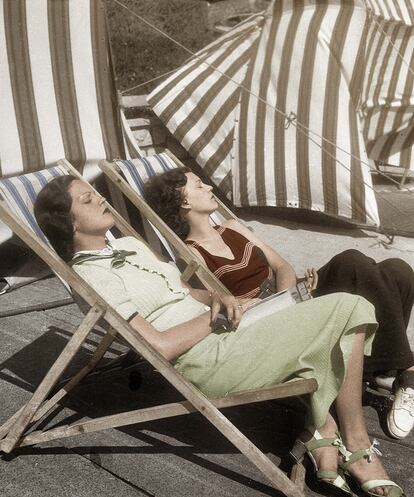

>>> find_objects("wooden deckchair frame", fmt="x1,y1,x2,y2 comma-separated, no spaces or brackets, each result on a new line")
0,159,317,497
99,150,244,294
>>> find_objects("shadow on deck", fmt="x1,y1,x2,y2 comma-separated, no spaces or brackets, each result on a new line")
0,276,413,497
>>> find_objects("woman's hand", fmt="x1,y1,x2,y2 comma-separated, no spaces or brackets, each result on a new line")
210,293,253,329
305,267,318,292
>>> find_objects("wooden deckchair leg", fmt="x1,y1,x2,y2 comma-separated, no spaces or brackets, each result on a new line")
207,415,304,497
31,326,118,420
290,461,306,491
0,325,118,440
0,305,104,454
54,324,120,389
400,166,410,187
100,318,305,497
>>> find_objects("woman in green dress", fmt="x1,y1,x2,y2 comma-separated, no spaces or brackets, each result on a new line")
33,175,403,497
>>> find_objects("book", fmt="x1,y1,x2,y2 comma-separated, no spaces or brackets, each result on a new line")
213,281,311,332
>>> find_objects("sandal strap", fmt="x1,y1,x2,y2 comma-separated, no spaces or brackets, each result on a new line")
340,439,383,469
341,447,371,469
361,479,403,496
305,436,341,452
316,469,340,480
316,470,349,490
305,428,348,459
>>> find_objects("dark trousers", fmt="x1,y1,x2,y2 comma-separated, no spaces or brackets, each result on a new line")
314,249,414,373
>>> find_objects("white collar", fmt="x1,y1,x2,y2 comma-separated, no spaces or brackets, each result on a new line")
73,243,114,259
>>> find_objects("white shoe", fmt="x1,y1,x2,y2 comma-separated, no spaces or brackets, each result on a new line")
387,386,414,439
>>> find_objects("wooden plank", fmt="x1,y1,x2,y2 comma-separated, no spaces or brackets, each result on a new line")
0,297,74,318
0,304,104,453
20,379,316,446
180,260,200,282
119,94,148,109
127,117,162,128
377,164,414,178
0,325,116,440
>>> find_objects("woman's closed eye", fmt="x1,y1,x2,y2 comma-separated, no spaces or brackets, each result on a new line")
79,192,93,204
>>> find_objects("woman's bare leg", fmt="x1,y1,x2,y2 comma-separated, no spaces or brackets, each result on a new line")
335,326,391,496
299,412,340,479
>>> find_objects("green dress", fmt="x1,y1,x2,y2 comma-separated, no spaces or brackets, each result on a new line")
72,236,377,428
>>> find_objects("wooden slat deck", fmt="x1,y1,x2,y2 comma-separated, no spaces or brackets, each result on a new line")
1,214,413,497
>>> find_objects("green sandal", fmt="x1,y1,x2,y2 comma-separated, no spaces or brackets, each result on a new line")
339,439,404,497
290,428,353,496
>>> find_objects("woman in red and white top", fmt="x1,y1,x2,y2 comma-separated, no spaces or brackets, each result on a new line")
144,167,414,442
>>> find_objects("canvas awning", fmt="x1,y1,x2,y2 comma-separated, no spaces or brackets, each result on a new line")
148,0,414,228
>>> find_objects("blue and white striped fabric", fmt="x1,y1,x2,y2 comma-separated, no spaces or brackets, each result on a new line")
115,154,175,197
116,154,180,259
0,166,68,245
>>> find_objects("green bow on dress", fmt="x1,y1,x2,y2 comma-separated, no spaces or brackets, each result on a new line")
69,249,137,268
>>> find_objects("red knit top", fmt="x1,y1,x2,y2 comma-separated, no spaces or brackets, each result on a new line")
185,226,273,298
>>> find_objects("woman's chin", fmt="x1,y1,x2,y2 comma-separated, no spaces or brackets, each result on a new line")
106,217,116,231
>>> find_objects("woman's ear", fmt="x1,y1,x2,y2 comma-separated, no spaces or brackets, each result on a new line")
181,198,191,210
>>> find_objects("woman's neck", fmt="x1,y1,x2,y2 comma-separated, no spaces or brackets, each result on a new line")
186,213,217,242
73,234,108,253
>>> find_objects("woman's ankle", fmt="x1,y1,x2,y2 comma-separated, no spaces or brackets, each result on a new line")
341,432,371,452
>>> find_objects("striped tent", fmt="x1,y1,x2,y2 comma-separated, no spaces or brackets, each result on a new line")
362,0,414,170
0,0,141,181
149,0,414,227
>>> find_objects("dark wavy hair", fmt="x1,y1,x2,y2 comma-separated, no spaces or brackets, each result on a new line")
34,175,76,262
143,167,190,239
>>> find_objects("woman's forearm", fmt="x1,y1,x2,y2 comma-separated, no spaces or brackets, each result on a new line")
162,312,212,360
188,287,212,305
275,263,297,291
129,311,212,362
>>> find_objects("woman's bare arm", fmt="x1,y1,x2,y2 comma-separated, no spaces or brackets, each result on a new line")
129,311,212,362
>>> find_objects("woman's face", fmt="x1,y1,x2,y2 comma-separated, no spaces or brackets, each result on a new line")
69,180,114,236
182,172,218,214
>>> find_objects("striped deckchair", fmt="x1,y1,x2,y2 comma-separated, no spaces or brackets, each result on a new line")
101,151,313,305
147,0,414,228
0,161,317,497
0,0,142,243
100,151,239,294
